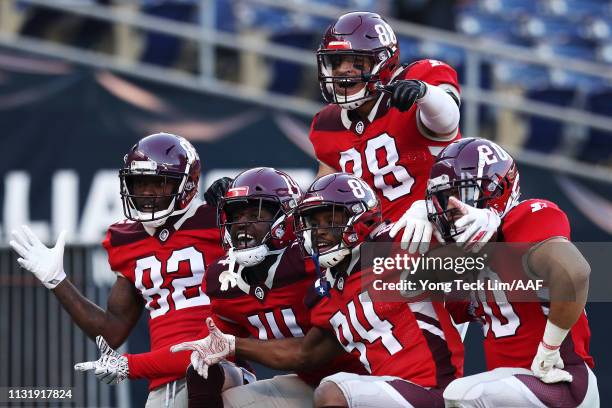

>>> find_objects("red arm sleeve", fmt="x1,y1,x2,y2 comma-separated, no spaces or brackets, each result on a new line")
407,59,460,91
126,347,191,380
125,308,250,380
502,200,571,243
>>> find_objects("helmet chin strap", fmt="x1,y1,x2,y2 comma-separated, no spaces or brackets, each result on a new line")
338,88,375,110
140,197,193,229
304,230,349,268
318,245,350,268
231,244,269,267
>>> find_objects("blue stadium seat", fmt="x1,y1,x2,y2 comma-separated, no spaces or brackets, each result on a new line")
457,12,517,40
544,0,611,19
596,42,612,62
214,0,236,32
480,0,539,16
494,61,551,89
583,16,612,41
398,37,423,64
268,31,317,95
535,40,596,61
577,89,612,163
523,87,577,153
549,69,609,92
519,16,583,41
417,41,466,68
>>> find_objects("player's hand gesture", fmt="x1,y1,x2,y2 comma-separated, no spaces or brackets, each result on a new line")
450,197,500,253
74,336,129,385
382,79,427,112
171,317,236,379
389,200,433,254
204,177,233,208
531,342,573,383
9,225,67,289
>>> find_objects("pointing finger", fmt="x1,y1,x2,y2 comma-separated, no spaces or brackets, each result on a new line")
74,361,96,372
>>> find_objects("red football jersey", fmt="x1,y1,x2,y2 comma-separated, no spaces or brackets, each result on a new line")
309,59,461,222
465,199,594,370
103,202,225,389
205,241,365,385
308,225,464,389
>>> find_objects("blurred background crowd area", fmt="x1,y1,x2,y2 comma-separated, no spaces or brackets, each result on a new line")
0,0,611,167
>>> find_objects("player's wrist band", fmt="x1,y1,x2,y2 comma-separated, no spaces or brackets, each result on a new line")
542,320,569,349
541,340,561,351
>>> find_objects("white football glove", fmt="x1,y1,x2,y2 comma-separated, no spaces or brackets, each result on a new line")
449,197,500,253
171,317,235,379
74,336,129,385
530,342,573,383
9,225,67,289
389,200,433,254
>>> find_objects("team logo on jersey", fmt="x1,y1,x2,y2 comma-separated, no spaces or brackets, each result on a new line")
254,286,265,300
355,121,365,134
159,229,170,242
337,277,345,291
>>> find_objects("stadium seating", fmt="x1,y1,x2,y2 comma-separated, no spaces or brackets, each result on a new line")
456,0,611,162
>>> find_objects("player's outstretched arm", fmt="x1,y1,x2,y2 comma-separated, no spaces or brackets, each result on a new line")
236,326,343,372
10,225,143,348
528,237,590,383
172,318,343,378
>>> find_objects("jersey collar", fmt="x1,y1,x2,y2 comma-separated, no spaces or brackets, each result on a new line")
143,199,202,241
340,93,385,131
323,245,361,291
234,248,286,299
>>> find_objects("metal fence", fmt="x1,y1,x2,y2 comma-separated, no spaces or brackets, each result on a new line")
0,246,129,407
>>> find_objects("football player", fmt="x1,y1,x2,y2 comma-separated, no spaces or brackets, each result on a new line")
309,12,501,255
174,173,465,408
424,138,599,407
171,167,365,408
9,133,227,407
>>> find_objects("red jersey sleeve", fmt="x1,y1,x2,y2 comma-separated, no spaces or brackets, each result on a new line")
102,229,124,277
404,59,460,91
309,112,337,169
126,347,191,380
502,200,571,243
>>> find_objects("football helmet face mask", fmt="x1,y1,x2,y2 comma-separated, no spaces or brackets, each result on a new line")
218,167,303,267
317,12,400,110
296,173,381,268
120,133,200,228
426,138,520,241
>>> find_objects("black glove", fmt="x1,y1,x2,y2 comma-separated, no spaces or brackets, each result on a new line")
203,177,233,208
384,79,427,112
